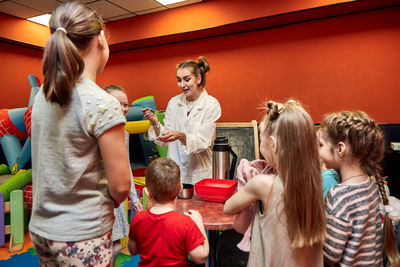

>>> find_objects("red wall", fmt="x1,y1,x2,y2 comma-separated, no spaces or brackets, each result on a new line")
98,7,400,123
0,41,43,109
1,6,399,123
105,0,351,45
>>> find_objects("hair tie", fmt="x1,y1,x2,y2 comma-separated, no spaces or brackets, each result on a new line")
55,27,67,34
197,62,204,72
379,199,400,221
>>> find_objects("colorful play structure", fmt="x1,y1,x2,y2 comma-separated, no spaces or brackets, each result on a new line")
0,165,31,252
0,75,165,253
0,74,38,252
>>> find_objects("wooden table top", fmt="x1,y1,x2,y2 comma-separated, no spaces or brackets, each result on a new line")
174,194,235,231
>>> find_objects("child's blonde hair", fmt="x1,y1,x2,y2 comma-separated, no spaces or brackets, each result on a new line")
145,158,181,203
104,85,126,94
262,100,325,248
321,111,399,266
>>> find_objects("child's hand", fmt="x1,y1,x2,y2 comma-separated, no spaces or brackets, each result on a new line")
133,202,143,212
184,210,207,238
184,209,203,225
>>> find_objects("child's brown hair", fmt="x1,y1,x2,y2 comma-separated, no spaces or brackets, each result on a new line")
262,100,325,248
145,158,181,203
43,1,104,107
321,111,399,266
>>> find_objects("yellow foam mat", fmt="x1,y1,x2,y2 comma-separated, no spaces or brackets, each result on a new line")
134,176,145,186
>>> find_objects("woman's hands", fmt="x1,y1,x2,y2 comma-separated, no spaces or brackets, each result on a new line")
142,108,158,125
142,108,186,144
158,130,186,144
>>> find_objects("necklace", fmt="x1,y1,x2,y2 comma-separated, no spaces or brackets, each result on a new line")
186,98,198,115
341,174,367,183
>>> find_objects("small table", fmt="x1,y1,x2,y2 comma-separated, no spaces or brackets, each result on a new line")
174,194,236,267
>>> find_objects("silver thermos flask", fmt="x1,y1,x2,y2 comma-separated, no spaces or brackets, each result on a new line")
212,137,238,180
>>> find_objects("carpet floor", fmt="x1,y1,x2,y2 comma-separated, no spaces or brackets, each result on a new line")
0,230,248,267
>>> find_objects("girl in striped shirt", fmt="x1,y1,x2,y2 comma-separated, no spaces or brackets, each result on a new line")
319,111,399,266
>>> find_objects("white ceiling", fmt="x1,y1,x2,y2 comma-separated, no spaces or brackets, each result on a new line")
0,0,203,22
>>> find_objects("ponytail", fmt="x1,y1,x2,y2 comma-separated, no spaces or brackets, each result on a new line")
42,2,104,106
42,29,84,106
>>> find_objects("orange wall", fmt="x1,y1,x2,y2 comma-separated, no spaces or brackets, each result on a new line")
0,41,43,108
106,0,350,45
1,7,399,123
98,7,400,123
0,13,49,47
0,0,352,49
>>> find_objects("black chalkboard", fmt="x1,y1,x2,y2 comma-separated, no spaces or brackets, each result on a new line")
215,121,260,178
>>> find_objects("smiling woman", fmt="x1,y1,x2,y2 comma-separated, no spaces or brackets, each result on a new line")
142,56,221,185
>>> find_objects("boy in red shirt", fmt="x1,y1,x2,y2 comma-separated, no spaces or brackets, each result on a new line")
128,157,209,266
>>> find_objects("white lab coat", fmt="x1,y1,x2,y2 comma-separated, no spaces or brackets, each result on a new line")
148,90,221,184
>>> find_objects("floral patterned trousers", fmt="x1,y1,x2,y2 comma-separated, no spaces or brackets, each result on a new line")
30,231,113,267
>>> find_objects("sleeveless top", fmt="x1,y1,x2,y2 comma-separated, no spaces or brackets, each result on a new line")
247,175,323,267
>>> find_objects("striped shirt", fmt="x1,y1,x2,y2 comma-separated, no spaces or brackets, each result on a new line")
323,178,383,266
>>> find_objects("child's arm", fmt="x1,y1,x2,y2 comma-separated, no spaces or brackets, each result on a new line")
323,194,350,264
132,202,143,212
127,238,138,255
98,124,131,207
224,174,274,215
185,210,210,264
130,173,143,211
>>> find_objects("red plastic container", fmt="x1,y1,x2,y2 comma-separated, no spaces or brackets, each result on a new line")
195,179,237,203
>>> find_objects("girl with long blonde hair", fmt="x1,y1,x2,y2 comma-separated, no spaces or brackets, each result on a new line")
224,100,325,266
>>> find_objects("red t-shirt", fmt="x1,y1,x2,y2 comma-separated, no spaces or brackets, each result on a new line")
129,209,205,267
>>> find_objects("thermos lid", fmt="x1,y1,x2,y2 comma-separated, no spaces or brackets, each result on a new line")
214,136,228,144
213,136,230,151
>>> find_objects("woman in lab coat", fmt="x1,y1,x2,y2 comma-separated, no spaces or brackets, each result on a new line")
143,56,221,185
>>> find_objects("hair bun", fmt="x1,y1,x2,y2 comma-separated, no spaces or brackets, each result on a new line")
197,56,210,73
267,101,280,121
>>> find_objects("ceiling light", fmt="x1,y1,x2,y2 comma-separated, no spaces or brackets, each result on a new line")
27,14,51,27
155,0,187,5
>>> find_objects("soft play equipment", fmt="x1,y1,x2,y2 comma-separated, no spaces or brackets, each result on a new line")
125,120,151,134
0,169,32,202
125,96,168,163
0,75,39,174
0,108,28,170
0,190,28,252
0,168,31,252
0,164,9,175
23,183,32,213
126,96,158,165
